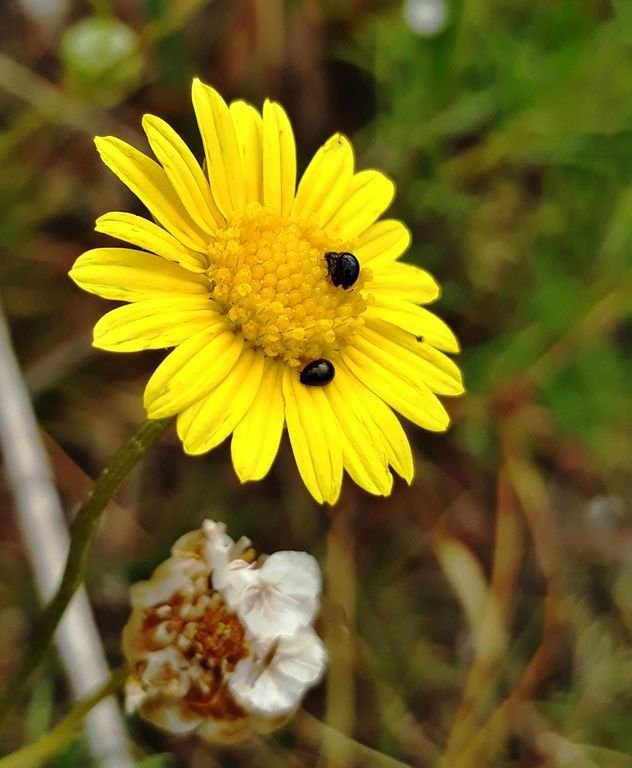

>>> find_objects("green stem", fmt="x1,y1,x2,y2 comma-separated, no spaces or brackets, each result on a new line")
0,417,170,726
0,666,130,768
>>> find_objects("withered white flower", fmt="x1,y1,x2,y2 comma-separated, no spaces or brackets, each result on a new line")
122,519,327,743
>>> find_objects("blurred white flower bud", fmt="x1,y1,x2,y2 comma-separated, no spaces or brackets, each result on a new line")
583,494,624,530
403,0,448,37
122,520,327,743
19,0,68,31
60,16,143,105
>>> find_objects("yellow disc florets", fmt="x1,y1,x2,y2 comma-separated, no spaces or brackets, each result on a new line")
206,203,369,366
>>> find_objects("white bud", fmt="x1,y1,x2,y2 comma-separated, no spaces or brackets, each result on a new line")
403,0,448,36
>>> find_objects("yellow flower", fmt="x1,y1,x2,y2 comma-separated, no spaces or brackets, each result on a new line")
70,78,464,504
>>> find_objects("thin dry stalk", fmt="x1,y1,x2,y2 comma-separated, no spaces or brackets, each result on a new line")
446,430,565,767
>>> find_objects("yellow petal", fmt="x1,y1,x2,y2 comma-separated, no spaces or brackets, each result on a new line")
144,326,242,418
355,219,411,266
94,136,206,251
337,360,413,483
262,100,297,215
95,212,206,272
368,318,464,396
358,325,463,397
231,359,284,481
369,262,440,304
325,170,395,240
178,347,265,454
326,374,393,496
366,298,461,353
93,297,221,352
342,345,450,432
291,133,354,224
142,114,225,232
191,79,245,217
282,367,343,505
69,248,208,301
230,100,263,204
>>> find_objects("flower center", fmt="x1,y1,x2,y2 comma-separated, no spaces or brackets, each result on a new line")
137,582,251,722
189,598,249,670
142,590,249,671
206,203,369,366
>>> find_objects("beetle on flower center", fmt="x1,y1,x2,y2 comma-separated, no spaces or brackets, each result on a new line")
324,251,360,289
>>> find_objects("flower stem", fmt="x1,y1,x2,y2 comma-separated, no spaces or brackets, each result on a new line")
0,417,170,726
0,665,130,768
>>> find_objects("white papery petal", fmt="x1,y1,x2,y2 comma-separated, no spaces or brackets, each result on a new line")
228,629,327,716
216,558,256,595
260,552,322,604
124,676,147,714
141,701,201,734
228,656,301,715
223,552,322,638
171,528,203,554
202,519,234,551
196,716,254,745
202,519,234,563
200,519,233,584
141,646,192,698
129,556,205,609
272,629,328,685
231,535,255,560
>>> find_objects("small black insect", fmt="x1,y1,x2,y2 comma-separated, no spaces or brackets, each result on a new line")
324,251,360,289
299,358,335,386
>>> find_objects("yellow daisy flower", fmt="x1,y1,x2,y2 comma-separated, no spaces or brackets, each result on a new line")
70,78,464,504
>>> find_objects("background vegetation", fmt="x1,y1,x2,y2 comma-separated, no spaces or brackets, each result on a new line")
0,0,630,766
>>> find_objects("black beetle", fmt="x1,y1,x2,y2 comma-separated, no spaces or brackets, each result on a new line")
299,358,335,386
324,251,360,289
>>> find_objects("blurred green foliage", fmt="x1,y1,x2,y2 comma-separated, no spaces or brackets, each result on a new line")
0,1,630,767
350,0,631,465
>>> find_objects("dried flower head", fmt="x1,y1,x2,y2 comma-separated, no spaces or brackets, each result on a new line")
122,520,327,743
